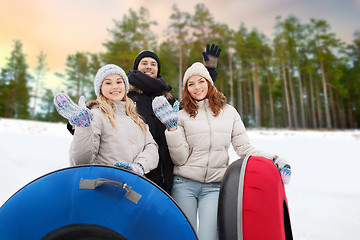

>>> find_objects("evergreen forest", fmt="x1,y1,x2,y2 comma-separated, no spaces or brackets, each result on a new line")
1,4,359,129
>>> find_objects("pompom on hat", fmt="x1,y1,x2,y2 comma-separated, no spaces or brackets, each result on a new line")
183,62,213,87
94,64,129,97
133,50,161,76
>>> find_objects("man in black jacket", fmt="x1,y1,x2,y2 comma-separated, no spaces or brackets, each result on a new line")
126,45,220,194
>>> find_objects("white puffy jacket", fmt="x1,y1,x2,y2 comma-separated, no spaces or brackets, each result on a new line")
165,99,276,183
69,101,159,173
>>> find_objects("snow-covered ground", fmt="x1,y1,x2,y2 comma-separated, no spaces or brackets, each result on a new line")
1,118,359,239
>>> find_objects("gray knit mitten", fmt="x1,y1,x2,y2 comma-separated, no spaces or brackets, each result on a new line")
54,93,92,127
152,96,179,130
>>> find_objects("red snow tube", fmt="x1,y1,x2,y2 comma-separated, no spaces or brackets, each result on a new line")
218,155,293,240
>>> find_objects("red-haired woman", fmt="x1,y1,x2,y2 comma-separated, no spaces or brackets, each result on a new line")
152,62,291,240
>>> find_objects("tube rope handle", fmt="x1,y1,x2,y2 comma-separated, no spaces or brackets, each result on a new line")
79,178,142,204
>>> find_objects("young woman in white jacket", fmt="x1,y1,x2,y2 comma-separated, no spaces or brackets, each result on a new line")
152,62,291,240
54,64,159,175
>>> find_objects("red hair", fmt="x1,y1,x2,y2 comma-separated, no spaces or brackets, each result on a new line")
181,80,227,118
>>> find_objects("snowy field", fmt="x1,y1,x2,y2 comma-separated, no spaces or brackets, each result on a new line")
0,118,359,239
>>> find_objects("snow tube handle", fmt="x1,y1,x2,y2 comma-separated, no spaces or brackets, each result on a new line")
79,178,142,204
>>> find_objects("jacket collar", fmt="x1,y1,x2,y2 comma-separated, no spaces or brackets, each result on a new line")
112,101,126,115
196,99,209,109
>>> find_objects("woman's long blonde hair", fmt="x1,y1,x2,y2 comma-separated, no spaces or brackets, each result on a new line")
88,93,147,133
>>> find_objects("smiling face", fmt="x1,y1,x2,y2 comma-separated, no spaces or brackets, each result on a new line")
186,75,209,101
100,74,126,102
137,57,158,78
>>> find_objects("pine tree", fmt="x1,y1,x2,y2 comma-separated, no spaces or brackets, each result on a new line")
31,51,48,119
168,4,190,98
102,7,157,70
0,40,30,119
62,52,92,102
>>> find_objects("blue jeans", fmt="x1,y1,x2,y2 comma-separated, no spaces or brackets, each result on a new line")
171,176,220,240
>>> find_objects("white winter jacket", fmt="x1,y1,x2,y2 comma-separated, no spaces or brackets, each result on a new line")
165,99,276,183
69,101,159,173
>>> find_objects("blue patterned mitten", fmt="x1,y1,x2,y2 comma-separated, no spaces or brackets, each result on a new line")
54,93,92,127
152,96,179,130
114,161,144,176
273,156,291,184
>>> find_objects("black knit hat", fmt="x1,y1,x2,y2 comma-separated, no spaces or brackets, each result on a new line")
133,50,161,76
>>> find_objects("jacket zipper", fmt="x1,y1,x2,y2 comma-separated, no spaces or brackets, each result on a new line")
203,101,211,182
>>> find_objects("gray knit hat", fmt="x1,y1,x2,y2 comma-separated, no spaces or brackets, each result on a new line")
94,64,129,96
183,62,213,87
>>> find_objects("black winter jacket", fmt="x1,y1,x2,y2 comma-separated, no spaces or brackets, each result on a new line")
127,70,176,194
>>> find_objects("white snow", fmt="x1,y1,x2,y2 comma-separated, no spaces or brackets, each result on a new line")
1,118,359,239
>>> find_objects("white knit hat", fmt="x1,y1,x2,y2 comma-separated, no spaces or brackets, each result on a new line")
94,64,129,96
183,62,213,87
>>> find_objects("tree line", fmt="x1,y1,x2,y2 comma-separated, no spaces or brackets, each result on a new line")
1,4,359,129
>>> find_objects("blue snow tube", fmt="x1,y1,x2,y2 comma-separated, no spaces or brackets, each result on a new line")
0,165,198,240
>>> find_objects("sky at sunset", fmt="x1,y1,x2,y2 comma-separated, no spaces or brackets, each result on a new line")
1,0,360,90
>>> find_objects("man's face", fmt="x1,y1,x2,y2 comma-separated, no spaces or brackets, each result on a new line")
137,57,158,78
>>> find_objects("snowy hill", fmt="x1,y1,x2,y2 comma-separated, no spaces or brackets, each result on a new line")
0,118,359,239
